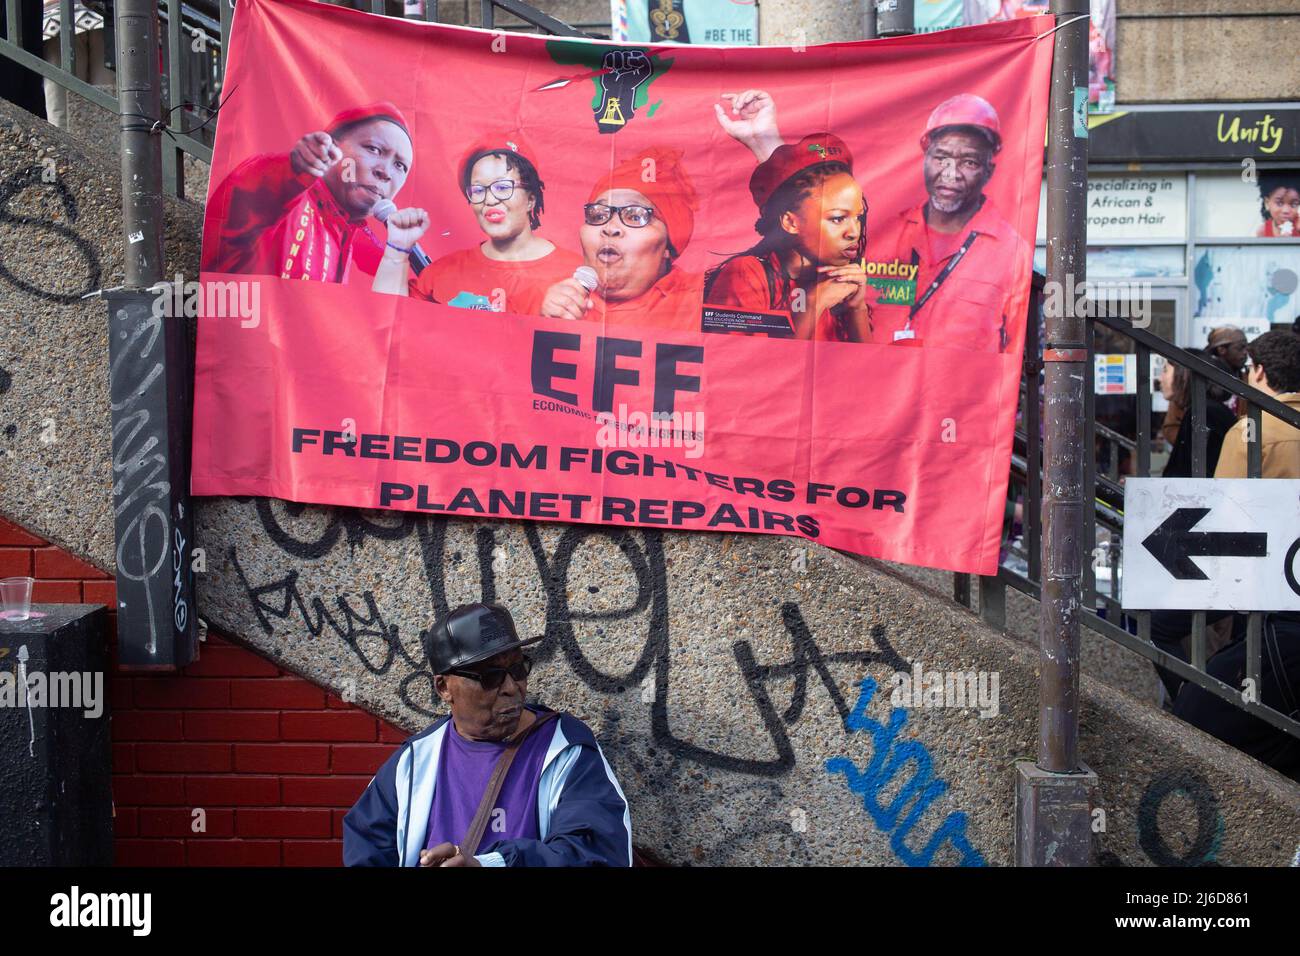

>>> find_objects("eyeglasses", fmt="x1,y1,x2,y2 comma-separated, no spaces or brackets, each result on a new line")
446,656,532,690
466,180,522,203
583,202,655,228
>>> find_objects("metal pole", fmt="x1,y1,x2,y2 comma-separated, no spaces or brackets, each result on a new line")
874,0,913,38
115,0,164,287
861,0,877,39
107,0,197,671
1014,0,1097,867
1039,0,1088,776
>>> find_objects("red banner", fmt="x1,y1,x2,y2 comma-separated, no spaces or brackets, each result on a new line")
192,0,1051,573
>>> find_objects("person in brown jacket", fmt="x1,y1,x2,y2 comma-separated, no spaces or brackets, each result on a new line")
1214,331,1300,479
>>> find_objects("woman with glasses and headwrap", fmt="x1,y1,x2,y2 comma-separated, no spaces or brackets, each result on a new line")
539,147,702,332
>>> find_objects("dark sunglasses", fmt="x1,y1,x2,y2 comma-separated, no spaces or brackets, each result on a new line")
446,655,533,690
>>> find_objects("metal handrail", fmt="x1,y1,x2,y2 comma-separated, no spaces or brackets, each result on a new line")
964,302,1300,744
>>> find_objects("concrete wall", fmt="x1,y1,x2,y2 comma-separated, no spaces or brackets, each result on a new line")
1,90,1298,866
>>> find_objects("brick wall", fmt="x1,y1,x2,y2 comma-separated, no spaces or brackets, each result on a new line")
1,516,410,866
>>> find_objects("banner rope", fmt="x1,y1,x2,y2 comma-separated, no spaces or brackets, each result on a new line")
1035,13,1092,40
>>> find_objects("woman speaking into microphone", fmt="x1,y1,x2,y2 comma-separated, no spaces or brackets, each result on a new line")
538,146,702,332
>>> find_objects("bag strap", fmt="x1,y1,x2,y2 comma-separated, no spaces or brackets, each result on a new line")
459,710,560,858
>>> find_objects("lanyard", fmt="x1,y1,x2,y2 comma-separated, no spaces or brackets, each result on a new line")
906,229,980,328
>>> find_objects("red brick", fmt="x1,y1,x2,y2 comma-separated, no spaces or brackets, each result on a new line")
229,678,325,710
185,711,280,741
281,776,371,808
33,546,107,580
187,840,281,867
0,546,31,577
186,775,281,806
82,579,118,607
332,809,348,839
134,678,230,710
112,743,134,774
116,839,185,866
114,806,138,838
183,645,279,678
325,693,353,709
138,807,236,838
0,517,45,547
281,712,377,742
283,840,343,867
236,809,332,839
379,722,409,743
112,774,186,806
109,677,133,709
32,579,80,602
233,743,330,774
331,745,394,775
112,710,184,741
135,742,232,773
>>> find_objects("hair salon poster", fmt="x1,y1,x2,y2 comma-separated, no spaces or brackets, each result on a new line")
193,0,1052,574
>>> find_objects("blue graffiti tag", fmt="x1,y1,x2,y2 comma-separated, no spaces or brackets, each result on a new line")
825,677,986,866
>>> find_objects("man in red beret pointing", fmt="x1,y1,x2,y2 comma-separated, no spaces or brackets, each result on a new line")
202,102,414,284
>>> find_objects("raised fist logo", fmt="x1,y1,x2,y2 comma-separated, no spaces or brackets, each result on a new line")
596,49,653,134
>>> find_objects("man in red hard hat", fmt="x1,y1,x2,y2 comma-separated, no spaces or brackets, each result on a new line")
202,102,414,284
869,93,1032,353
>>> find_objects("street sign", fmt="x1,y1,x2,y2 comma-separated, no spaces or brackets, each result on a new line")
1122,478,1300,611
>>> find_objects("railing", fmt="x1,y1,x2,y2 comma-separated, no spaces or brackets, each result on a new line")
7,0,1297,748
958,297,1300,745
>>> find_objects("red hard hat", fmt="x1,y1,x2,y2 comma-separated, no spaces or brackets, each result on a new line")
920,94,1001,153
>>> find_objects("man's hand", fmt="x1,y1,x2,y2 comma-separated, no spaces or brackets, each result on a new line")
420,842,458,867
714,90,782,163
290,131,343,178
540,278,593,322
384,207,430,250
440,849,483,868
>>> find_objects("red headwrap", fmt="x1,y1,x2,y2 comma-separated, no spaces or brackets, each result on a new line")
587,147,698,256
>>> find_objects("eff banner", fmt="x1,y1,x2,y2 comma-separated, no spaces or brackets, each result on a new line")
192,0,1051,574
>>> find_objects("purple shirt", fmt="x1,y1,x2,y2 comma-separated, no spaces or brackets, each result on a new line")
424,708,559,852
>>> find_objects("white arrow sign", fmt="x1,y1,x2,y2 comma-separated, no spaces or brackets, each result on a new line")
1122,478,1300,611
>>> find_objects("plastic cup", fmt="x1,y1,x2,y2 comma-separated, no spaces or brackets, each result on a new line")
1,576,35,621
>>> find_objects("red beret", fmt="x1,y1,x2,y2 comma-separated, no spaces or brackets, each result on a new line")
749,133,853,212
458,130,542,182
325,101,410,139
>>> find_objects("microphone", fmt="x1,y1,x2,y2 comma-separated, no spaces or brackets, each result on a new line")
573,266,599,293
372,200,432,276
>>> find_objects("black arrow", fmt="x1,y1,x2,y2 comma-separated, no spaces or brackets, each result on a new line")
1142,507,1267,580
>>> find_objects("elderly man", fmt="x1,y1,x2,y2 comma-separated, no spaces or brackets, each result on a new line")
539,146,702,332
1161,325,1249,446
343,602,632,867
869,94,1031,353
202,102,413,283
